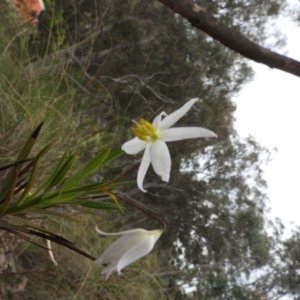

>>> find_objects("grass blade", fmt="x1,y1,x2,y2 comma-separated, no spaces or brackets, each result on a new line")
16,122,44,165
0,158,32,172
61,149,110,191
0,167,18,214
44,153,77,192
0,123,43,210
102,147,124,165
17,143,53,205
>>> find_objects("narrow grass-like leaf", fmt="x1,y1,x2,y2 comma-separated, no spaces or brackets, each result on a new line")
31,151,69,196
17,143,53,205
0,167,18,215
0,158,32,172
36,193,78,206
19,159,34,178
16,122,43,166
0,163,30,205
102,189,123,212
61,149,110,191
0,165,18,204
0,221,95,260
24,227,95,260
43,153,77,193
66,181,135,194
0,221,71,244
65,182,109,193
13,180,27,195
102,147,124,165
0,123,43,208
3,197,41,215
2,227,50,250
0,220,32,233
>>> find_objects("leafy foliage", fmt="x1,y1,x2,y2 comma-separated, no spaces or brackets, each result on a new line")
0,123,127,260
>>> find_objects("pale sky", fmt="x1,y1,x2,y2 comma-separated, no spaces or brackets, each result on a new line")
234,16,300,236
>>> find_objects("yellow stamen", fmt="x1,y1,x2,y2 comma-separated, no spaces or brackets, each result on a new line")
131,119,160,141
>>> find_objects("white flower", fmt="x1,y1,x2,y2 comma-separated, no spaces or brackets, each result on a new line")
122,98,217,192
94,227,163,280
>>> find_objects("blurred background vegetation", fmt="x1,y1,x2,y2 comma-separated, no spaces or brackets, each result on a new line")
1,0,300,299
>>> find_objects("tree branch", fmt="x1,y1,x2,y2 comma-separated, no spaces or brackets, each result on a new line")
157,0,300,78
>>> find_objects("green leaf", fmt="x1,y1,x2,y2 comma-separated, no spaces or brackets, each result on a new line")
40,192,79,205
102,147,124,165
64,181,109,193
3,197,41,215
0,166,18,215
0,158,32,172
0,123,43,213
15,122,43,166
0,220,32,233
43,153,77,193
26,153,77,202
61,148,110,191
61,180,132,193
102,189,123,212
17,143,53,205
58,181,134,198
2,227,50,250
33,151,69,195
0,221,95,260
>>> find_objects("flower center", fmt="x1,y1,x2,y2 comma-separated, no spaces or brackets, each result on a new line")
131,119,160,141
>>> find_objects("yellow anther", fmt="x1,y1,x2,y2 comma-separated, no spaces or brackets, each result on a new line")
131,119,160,141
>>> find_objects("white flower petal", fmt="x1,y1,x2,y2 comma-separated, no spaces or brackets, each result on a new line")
95,230,148,265
122,137,147,154
152,111,167,128
95,228,163,280
159,98,199,130
150,140,171,182
161,127,217,142
117,236,156,273
102,262,118,281
137,144,151,192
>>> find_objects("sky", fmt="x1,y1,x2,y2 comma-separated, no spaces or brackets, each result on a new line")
233,15,300,237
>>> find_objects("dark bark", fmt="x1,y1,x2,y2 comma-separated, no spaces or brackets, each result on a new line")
158,0,300,78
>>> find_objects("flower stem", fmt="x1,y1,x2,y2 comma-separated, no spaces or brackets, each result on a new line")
114,193,166,231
